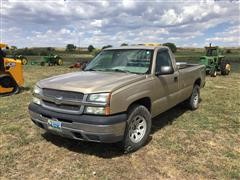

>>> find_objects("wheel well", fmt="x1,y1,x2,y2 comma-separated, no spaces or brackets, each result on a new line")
128,97,151,112
194,78,201,87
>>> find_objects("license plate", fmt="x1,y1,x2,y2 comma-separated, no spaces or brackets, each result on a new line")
47,119,62,131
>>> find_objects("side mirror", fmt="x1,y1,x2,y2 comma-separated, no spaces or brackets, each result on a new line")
155,66,173,75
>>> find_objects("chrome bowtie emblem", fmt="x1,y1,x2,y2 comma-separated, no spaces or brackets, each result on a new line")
55,96,63,104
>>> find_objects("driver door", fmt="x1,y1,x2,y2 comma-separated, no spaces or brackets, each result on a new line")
152,49,179,117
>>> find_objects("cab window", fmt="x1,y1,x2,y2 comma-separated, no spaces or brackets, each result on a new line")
156,50,173,73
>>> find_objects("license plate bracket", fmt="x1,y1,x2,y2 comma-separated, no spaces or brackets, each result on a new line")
47,119,62,131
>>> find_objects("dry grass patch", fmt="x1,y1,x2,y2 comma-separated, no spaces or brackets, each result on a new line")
0,66,239,179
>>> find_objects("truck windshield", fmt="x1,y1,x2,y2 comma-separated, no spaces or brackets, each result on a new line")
85,49,153,74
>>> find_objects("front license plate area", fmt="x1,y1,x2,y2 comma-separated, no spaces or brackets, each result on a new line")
47,119,62,131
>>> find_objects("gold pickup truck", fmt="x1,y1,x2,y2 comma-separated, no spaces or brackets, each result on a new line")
29,45,206,153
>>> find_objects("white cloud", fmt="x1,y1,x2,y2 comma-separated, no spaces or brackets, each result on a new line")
122,0,136,9
1,0,239,47
160,9,182,25
90,20,103,28
206,25,240,46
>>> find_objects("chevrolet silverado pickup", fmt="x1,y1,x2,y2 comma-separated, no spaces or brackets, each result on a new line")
29,45,206,153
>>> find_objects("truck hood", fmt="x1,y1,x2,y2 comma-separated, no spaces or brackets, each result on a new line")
38,71,146,94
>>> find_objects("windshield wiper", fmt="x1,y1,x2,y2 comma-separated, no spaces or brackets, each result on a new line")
85,68,141,74
84,68,96,71
110,68,131,73
84,68,106,72
107,68,142,74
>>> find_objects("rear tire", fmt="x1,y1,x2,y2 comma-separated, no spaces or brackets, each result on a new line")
220,59,231,75
122,105,152,153
188,85,200,110
57,58,63,66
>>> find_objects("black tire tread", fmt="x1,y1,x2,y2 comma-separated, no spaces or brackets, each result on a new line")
122,104,152,153
188,85,200,110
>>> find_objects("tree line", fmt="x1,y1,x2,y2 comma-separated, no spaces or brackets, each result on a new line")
7,42,178,56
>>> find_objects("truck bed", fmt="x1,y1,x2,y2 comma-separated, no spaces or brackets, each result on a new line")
176,62,203,69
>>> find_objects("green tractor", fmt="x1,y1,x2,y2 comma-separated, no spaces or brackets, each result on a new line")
199,44,231,77
40,54,63,66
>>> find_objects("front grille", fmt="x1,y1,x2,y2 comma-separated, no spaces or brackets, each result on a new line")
42,88,84,101
42,100,80,111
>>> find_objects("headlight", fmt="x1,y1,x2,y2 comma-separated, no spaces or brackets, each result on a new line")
33,85,42,95
85,106,106,115
32,97,41,105
87,93,110,103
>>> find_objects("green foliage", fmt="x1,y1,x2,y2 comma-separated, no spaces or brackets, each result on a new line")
66,44,76,51
88,45,95,52
120,43,128,46
163,42,177,53
10,46,17,50
102,45,113,50
91,48,101,57
39,51,48,56
47,47,55,52
225,49,232,54
16,48,35,56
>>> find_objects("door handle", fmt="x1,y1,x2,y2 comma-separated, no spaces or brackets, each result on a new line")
174,76,178,82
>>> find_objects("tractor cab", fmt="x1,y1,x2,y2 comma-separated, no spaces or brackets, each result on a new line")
0,43,24,96
199,44,230,77
205,46,223,56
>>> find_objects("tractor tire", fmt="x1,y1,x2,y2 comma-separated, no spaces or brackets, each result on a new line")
0,84,20,97
220,59,231,75
206,70,210,75
21,57,28,65
0,75,15,88
0,75,20,96
121,105,152,153
57,58,63,66
210,68,217,77
187,85,200,110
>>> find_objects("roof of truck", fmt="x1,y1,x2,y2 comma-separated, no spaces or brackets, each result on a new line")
105,45,166,50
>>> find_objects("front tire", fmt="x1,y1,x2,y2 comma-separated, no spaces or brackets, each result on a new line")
122,105,152,153
188,85,200,110
0,76,20,96
210,68,217,77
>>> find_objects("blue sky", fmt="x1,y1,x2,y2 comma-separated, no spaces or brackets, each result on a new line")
1,0,240,48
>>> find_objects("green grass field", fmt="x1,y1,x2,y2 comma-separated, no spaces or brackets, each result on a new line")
0,64,239,179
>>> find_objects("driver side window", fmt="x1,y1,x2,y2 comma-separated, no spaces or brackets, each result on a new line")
156,50,173,73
